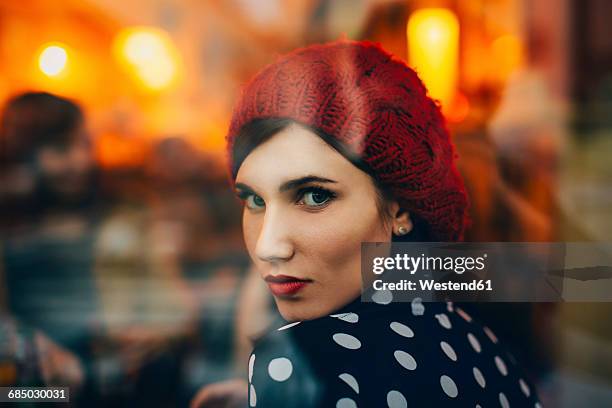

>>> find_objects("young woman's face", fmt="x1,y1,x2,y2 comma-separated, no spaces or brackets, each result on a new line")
235,124,393,321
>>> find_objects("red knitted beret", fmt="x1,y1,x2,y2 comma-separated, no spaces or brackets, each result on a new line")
226,40,469,241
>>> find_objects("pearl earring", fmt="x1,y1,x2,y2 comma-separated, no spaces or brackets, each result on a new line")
397,226,409,235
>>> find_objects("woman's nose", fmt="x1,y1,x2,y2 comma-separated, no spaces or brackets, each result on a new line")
255,206,295,263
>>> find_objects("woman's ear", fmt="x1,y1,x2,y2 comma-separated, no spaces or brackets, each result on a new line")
389,201,413,236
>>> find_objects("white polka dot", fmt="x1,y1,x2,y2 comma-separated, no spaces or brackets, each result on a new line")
249,384,257,407
372,289,393,305
495,356,508,376
248,354,256,383
435,313,452,329
440,375,458,398
484,326,499,343
411,297,425,315
394,350,417,370
520,378,531,397
333,333,362,350
386,390,408,408
277,321,301,331
476,405,482,408
390,322,414,338
535,403,542,408
330,313,359,323
447,301,454,312
339,373,359,394
268,357,293,382
467,333,482,353
473,366,486,388
456,307,473,322
440,341,457,361
499,392,510,408
336,397,357,408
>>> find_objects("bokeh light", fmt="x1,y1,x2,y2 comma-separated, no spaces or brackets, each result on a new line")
38,44,68,77
114,27,180,91
407,8,459,108
445,92,471,123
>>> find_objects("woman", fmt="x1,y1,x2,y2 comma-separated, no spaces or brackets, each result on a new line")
225,41,541,407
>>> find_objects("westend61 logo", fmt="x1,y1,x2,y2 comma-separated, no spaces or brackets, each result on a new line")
372,253,488,275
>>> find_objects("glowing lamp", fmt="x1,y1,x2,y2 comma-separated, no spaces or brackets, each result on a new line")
114,27,180,91
38,44,68,77
407,8,459,109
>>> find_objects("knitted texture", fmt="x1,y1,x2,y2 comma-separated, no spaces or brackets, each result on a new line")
226,40,469,241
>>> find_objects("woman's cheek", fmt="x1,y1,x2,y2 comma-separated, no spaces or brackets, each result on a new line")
296,203,375,264
242,211,261,259
296,207,352,244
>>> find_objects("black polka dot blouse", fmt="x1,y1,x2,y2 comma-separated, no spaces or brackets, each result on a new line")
247,296,542,407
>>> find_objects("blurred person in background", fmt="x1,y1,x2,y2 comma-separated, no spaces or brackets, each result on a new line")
0,92,99,400
0,91,255,406
142,136,251,403
0,92,193,406
87,133,250,405
0,92,98,227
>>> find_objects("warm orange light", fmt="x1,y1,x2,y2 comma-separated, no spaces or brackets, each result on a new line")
38,44,68,77
96,132,147,168
114,27,180,91
407,8,459,108
490,35,523,82
445,92,470,123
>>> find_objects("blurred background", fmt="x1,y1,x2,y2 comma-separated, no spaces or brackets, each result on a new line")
0,0,611,406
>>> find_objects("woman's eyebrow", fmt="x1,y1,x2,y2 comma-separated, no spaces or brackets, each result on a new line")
279,175,337,193
234,176,337,196
234,182,255,195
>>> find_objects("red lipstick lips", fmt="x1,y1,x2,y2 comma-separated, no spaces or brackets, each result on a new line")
264,274,311,297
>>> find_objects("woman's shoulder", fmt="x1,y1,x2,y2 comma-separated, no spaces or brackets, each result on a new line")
249,301,542,407
260,301,507,372
256,299,489,352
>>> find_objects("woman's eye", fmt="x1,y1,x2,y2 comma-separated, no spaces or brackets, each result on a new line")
301,188,334,207
245,194,265,210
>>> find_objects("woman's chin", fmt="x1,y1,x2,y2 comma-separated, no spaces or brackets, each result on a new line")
275,294,352,322
275,297,326,322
